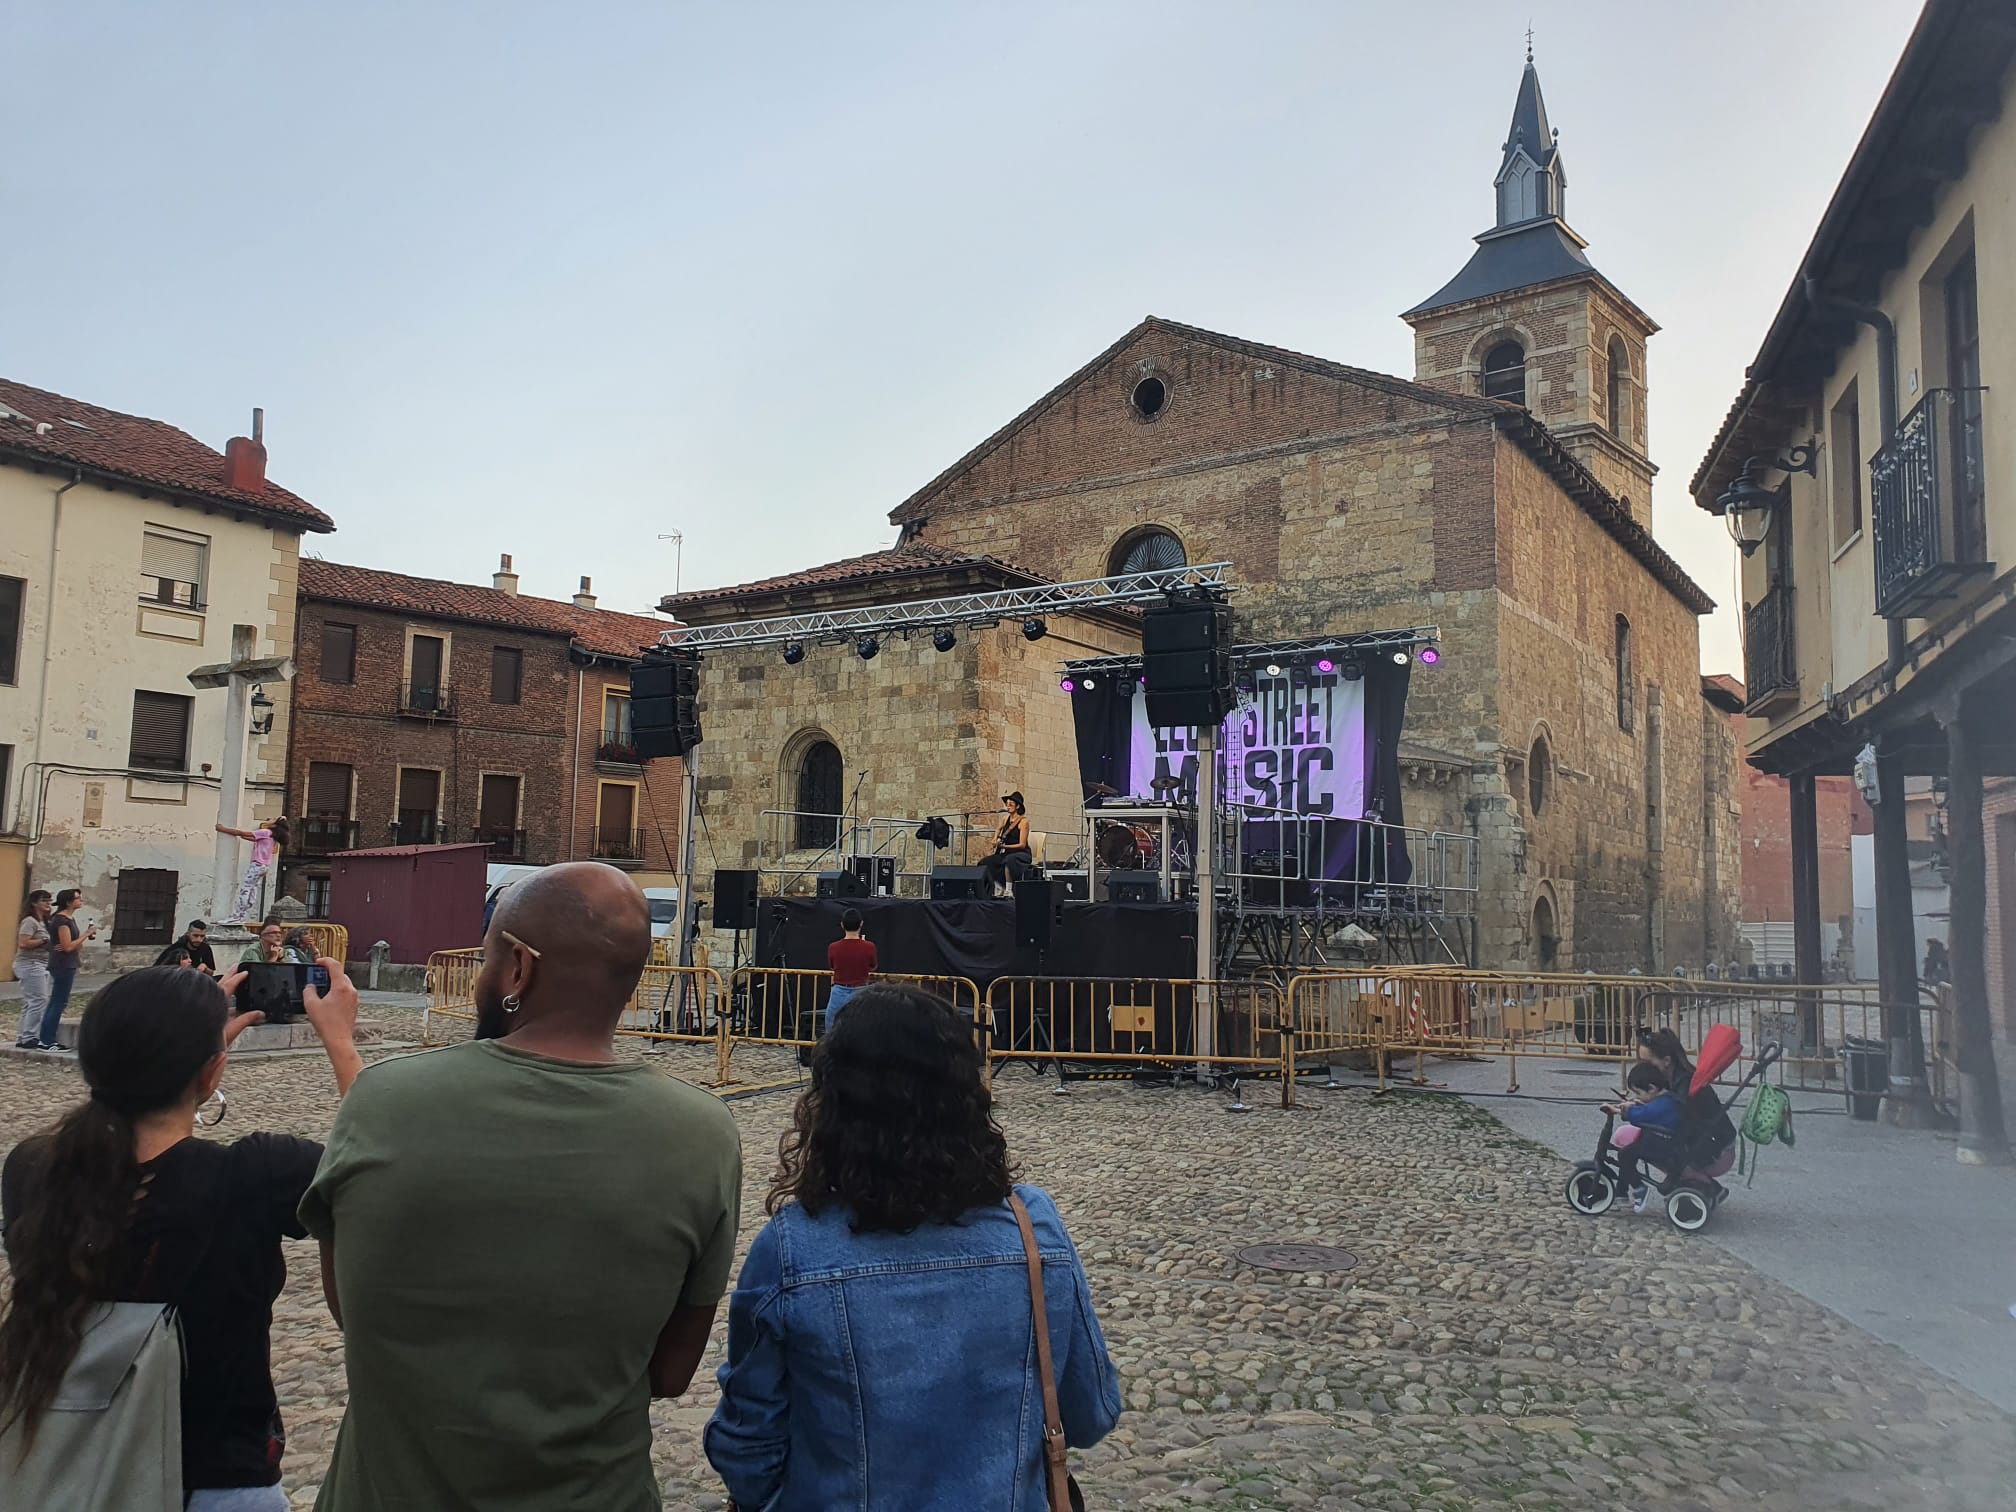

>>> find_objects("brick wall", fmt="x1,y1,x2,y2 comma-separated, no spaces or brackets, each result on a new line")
573,664,681,872
1738,767,1856,927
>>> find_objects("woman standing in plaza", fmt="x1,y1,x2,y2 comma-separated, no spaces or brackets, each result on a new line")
707,984,1121,1509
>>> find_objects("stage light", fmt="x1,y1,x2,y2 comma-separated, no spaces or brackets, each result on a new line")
781,642,805,665
1391,649,1411,665
931,629,957,652
856,636,881,660
1022,617,1048,641
1118,677,1136,698
1315,657,1336,674
1081,674,1098,689
1263,661,1283,678
1341,658,1364,682
1418,645,1441,665
1059,677,1076,692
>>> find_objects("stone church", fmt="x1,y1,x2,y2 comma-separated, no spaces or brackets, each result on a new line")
673,58,1745,972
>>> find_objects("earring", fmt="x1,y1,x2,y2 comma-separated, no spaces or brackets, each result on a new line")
195,1087,228,1128
502,993,523,1015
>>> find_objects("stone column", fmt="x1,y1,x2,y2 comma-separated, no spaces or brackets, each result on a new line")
1940,691,2011,1165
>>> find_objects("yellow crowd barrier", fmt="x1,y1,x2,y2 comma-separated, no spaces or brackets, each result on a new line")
721,969,984,1081
982,977,1294,1107
423,947,484,1044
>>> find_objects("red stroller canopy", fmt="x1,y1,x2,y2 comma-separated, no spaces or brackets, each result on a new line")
1692,1024,1743,1095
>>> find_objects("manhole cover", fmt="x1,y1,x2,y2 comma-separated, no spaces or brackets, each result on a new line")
1236,1243,1359,1273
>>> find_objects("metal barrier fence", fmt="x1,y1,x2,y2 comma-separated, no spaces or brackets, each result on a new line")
1285,968,1948,1101
982,977,1294,1106
296,922,350,964
423,947,484,1044
619,965,730,1081
722,969,984,1080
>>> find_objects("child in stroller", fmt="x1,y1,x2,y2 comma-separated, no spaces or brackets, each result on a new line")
1564,1025,1783,1233
1602,1061,1689,1213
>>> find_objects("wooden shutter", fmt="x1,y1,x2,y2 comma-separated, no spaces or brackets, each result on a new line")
307,762,352,814
398,768,440,812
128,692,192,771
490,646,522,705
597,782,635,835
479,774,520,830
0,575,22,685
320,623,356,684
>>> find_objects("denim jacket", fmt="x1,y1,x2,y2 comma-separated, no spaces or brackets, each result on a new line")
704,1183,1122,1511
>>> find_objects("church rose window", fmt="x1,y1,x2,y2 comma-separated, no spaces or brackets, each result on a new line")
1482,341,1527,404
1110,528,1187,577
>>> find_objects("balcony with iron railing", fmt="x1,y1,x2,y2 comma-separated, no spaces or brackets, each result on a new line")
297,814,360,855
1744,585,1797,713
595,725,641,768
1870,387,1993,618
391,812,438,846
474,825,528,860
397,682,455,720
592,826,646,864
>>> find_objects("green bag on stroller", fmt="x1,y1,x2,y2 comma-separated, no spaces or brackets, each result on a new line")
1737,1081,1794,1185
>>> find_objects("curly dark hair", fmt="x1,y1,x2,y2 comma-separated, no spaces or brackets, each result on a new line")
0,968,227,1452
769,984,1011,1233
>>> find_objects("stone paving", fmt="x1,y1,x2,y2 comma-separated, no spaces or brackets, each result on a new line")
3,1017,2014,1510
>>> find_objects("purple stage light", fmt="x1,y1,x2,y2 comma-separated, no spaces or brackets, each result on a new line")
1315,657,1336,674
1418,646,1441,665
1060,677,1076,692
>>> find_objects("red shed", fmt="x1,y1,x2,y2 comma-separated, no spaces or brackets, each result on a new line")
329,843,490,964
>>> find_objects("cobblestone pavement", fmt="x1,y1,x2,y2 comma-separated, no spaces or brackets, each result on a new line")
3,1018,2013,1510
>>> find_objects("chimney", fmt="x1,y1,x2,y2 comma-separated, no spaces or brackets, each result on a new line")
573,575,597,610
223,407,267,492
493,553,520,596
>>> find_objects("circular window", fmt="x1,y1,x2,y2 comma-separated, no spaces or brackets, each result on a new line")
1131,376,1168,420
1527,736,1551,815
1110,528,1187,576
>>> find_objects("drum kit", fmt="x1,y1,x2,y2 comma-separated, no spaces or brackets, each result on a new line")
1085,776,1192,872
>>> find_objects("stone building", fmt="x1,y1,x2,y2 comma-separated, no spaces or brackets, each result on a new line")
674,58,1745,971
282,557,681,915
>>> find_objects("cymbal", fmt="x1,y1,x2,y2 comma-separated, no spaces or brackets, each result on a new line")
1149,776,1184,792
1085,782,1120,798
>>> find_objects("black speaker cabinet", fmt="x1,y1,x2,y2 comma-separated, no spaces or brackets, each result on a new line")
1105,869,1161,903
929,866,988,900
1014,878,1060,949
849,855,897,896
816,869,869,899
1048,869,1091,902
713,869,760,931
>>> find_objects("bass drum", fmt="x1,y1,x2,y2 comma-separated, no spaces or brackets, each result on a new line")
1095,821,1159,871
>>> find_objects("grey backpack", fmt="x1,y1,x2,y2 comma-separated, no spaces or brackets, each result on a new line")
0,1301,183,1512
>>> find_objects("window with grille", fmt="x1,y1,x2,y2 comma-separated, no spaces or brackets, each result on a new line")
0,575,22,685
128,691,193,772
1481,341,1527,404
490,646,522,705
795,741,842,849
113,868,178,945
396,768,440,844
1108,529,1187,577
139,528,209,609
321,622,357,684
304,875,331,918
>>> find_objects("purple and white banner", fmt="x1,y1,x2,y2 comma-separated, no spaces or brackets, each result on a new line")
1129,673,1367,819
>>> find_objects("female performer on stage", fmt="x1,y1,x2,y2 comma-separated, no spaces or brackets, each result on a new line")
980,792,1032,897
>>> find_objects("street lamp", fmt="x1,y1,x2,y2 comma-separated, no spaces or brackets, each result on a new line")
1717,444,1816,557
249,684,275,737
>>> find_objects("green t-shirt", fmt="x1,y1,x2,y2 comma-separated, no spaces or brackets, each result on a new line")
299,1040,742,1512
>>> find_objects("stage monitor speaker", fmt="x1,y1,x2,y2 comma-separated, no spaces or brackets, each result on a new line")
713,869,760,931
848,855,896,897
1014,878,1061,949
1048,869,1090,902
929,866,988,900
1105,869,1161,903
816,869,868,899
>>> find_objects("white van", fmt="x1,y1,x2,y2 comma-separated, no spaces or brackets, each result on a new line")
482,866,678,941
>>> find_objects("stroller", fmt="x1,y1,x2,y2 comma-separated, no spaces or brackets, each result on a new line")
1563,1026,1783,1233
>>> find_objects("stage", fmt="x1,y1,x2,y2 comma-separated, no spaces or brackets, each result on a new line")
750,896,1195,988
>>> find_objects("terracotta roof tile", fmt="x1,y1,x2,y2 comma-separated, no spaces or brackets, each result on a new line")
298,559,673,659
668,542,1048,608
0,377,333,530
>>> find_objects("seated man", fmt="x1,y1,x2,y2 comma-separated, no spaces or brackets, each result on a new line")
153,918,218,975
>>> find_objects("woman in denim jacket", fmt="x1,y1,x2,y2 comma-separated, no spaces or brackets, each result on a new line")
706,984,1122,1509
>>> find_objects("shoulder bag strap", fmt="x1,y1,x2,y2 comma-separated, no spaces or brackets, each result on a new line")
1010,1193,1073,1512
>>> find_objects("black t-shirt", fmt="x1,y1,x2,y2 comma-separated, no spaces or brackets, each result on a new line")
1,1131,323,1490
48,913,81,975
154,936,219,973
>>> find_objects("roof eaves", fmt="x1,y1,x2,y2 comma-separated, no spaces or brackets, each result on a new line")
0,441,336,533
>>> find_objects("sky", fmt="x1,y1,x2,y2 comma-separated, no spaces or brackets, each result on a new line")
5,1,1927,676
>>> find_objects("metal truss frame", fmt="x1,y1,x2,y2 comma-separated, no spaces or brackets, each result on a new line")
659,562,1238,650
1061,625,1443,678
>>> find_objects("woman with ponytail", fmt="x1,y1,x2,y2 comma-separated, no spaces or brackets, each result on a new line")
0,960,361,1508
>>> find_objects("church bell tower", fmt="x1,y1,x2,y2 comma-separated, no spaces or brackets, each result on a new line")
1402,51,1658,524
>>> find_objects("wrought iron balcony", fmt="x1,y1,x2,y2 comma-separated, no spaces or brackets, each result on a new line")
596,731,641,766
1744,586,1797,712
593,826,645,863
297,814,360,855
392,812,438,846
1870,387,1993,618
474,826,527,860
397,682,455,719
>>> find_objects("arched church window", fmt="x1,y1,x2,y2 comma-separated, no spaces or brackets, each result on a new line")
1482,341,1527,405
1615,615,1634,733
1109,527,1187,577
1607,337,1630,438
1527,734,1551,815
794,740,843,850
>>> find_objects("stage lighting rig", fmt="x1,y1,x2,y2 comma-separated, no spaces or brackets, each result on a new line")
856,637,881,660
932,629,958,652
781,643,805,665
1022,617,1048,641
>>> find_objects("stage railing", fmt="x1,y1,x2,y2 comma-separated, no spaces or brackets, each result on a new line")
1285,968,1945,1101
981,976,1294,1106
1220,802,1477,918
423,947,485,1044
756,810,999,896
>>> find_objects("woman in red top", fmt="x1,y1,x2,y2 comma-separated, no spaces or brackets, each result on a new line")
825,909,877,1031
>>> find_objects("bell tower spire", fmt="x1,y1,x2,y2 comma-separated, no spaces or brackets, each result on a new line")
1401,50,1660,526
